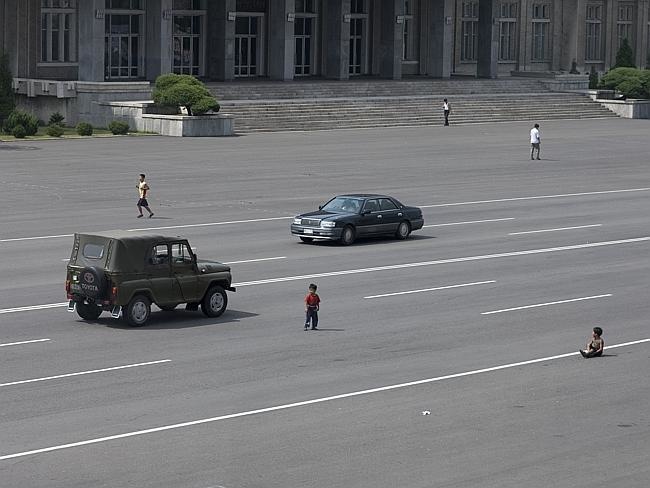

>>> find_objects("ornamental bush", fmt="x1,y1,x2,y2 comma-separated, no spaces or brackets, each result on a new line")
599,67,650,99
46,124,65,137
152,73,219,115
0,51,15,123
614,39,635,69
108,120,130,135
4,110,39,135
12,124,26,138
49,112,65,125
76,122,93,136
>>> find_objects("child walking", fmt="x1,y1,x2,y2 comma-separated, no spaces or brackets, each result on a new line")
304,283,320,331
580,327,604,358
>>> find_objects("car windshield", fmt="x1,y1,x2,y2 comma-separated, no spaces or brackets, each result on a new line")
321,197,363,214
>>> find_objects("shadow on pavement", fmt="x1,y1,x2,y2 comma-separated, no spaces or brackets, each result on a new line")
82,309,259,330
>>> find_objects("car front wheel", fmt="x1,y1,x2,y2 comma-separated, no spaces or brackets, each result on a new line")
124,295,151,327
340,225,355,246
76,302,102,321
395,221,411,240
201,286,228,318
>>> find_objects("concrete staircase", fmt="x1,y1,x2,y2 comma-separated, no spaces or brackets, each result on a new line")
207,79,618,133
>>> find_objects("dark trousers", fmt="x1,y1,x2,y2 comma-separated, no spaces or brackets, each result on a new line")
305,308,318,328
444,110,450,126
584,349,602,358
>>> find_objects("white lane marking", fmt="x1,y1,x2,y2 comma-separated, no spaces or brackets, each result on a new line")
364,281,495,299
481,294,612,315
508,224,602,236
2,338,648,461
127,216,293,232
4,236,650,316
0,359,171,388
0,303,68,315
423,218,514,228
232,236,650,287
0,233,73,243
223,256,286,265
0,338,50,348
420,187,650,208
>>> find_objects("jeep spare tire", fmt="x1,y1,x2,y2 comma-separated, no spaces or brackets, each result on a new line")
79,266,107,299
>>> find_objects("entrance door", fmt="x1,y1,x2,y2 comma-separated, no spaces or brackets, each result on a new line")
349,0,368,75
104,12,144,79
294,16,314,75
235,15,264,77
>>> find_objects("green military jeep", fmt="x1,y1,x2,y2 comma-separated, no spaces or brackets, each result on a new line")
66,231,235,327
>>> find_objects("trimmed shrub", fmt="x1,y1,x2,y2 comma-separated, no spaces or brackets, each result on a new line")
599,67,650,99
12,124,26,139
4,110,39,135
616,78,646,99
48,112,65,125
588,67,599,90
0,51,14,123
76,122,93,136
46,124,65,137
614,39,635,68
108,120,130,135
153,73,219,115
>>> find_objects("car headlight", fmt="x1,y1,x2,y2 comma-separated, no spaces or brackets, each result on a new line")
293,217,302,225
321,221,336,228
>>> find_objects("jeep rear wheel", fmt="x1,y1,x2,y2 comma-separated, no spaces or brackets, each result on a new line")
201,286,228,318
76,302,102,321
125,295,151,327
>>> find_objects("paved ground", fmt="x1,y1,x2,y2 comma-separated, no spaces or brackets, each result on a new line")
1,118,649,488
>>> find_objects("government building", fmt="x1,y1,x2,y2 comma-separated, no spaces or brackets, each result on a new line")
2,0,649,85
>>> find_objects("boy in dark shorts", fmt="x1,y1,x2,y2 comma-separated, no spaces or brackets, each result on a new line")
136,173,154,218
580,327,604,358
304,283,320,331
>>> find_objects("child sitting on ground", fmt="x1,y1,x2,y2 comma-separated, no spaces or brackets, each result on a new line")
580,327,604,358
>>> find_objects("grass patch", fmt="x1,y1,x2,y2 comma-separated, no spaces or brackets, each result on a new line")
0,126,154,141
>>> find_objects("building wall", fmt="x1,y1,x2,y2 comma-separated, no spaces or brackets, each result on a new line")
2,0,649,84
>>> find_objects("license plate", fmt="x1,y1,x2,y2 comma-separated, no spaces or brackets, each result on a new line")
304,229,314,234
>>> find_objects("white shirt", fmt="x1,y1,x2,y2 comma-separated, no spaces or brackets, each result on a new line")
530,127,540,144
443,102,450,111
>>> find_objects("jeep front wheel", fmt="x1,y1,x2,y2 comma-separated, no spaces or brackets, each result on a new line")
124,295,151,327
201,286,228,318
76,302,102,321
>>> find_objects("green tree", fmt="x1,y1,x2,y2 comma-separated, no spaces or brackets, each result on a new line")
614,39,635,68
152,73,219,116
0,51,15,123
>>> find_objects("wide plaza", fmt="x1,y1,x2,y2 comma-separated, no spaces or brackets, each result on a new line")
0,118,649,487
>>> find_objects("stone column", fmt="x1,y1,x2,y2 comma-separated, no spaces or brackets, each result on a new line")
476,0,498,78
206,0,235,81
268,0,295,80
145,0,173,81
603,0,615,69
425,0,454,78
78,0,107,81
377,0,403,79
636,0,649,68
323,0,350,80
560,0,584,72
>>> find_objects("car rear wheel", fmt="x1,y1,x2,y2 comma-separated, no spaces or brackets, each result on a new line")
201,286,228,318
340,225,355,246
124,295,151,327
395,221,411,240
76,302,102,321
299,237,314,243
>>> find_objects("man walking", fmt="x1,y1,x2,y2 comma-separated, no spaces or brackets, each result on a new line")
136,173,154,218
530,123,541,160
443,98,450,126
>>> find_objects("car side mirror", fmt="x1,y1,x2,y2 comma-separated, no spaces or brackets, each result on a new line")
318,205,323,210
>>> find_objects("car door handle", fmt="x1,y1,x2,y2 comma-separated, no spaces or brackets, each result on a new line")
377,214,382,219
398,213,403,217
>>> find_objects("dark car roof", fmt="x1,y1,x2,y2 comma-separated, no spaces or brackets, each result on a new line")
336,194,391,199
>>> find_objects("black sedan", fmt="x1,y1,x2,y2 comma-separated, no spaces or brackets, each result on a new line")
291,194,424,245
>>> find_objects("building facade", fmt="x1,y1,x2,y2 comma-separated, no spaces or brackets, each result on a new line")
2,0,649,84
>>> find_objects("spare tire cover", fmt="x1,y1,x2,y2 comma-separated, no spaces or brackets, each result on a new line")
79,266,107,299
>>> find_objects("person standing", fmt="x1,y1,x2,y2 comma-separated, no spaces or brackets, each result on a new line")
136,173,154,218
304,283,320,331
443,98,451,126
530,123,541,160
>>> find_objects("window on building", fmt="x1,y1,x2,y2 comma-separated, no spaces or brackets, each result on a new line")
173,1,205,75
616,3,634,49
295,0,315,13
402,0,419,61
236,0,266,11
585,3,603,61
40,0,77,63
460,1,478,62
531,3,551,61
351,0,365,15
104,2,145,79
498,2,518,61
107,0,143,8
